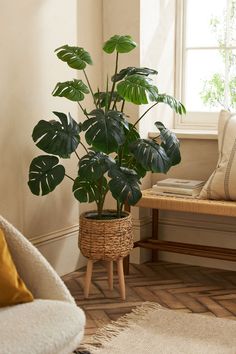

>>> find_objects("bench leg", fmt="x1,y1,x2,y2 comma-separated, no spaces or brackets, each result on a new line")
124,202,131,275
123,255,130,275
152,209,159,262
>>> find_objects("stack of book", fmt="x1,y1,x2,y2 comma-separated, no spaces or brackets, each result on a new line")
152,178,205,198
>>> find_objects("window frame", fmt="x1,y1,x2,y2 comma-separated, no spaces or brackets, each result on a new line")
174,0,235,130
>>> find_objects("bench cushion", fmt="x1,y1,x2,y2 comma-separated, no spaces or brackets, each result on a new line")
200,110,236,200
0,299,85,354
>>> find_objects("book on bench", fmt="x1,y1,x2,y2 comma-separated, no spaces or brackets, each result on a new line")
152,178,205,198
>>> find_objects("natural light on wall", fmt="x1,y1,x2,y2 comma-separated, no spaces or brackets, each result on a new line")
175,0,236,129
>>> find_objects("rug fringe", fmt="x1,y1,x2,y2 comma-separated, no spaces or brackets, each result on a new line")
84,302,163,353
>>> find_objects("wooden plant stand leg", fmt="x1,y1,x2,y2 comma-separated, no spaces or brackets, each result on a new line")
107,261,113,290
84,259,93,298
117,257,126,300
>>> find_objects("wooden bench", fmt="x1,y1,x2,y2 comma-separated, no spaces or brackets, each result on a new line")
129,189,236,268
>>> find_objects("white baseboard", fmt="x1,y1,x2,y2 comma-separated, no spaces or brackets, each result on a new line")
30,224,87,276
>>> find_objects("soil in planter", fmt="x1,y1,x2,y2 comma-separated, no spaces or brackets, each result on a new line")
85,211,127,220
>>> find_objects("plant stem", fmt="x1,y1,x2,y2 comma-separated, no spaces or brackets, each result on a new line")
97,177,106,218
105,75,109,113
117,147,123,166
116,201,124,219
77,102,89,119
108,52,119,110
74,151,80,161
80,141,89,154
97,202,103,219
120,103,159,160
150,133,161,141
116,200,121,218
83,69,98,108
121,99,125,112
101,185,109,206
133,102,158,128
111,95,118,110
65,174,75,182
97,88,101,109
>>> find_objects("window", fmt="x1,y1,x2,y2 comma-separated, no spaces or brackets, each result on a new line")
175,0,236,130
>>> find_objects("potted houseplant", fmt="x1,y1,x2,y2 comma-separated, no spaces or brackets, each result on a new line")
28,34,185,264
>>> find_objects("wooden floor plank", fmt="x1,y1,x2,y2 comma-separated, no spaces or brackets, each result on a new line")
133,286,159,302
153,289,186,309
62,260,236,342
174,293,207,313
218,300,236,315
196,296,233,317
86,310,111,327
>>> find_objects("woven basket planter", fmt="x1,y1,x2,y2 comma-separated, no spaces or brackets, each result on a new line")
79,210,134,261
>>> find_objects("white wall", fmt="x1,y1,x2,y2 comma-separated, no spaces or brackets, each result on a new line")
1,0,77,232
0,0,103,275
140,0,176,136
103,0,140,126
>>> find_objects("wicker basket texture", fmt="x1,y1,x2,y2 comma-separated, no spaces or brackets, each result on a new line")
79,210,134,261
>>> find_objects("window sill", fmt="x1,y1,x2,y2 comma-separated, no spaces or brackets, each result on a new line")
149,129,218,140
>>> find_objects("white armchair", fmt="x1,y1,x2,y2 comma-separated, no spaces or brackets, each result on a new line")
0,215,85,354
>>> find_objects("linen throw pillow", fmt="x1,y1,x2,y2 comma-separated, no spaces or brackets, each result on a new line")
0,228,33,307
199,110,236,200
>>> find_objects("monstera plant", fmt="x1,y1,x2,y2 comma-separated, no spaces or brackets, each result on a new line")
28,35,185,219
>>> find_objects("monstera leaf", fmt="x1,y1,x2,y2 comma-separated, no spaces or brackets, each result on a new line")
82,109,128,154
94,91,122,108
52,79,89,101
108,166,141,205
28,155,65,196
155,122,181,166
122,123,140,155
32,111,81,158
115,124,146,177
130,139,171,173
73,175,107,203
103,35,137,54
55,45,92,69
112,67,158,82
117,74,159,104
79,151,115,181
119,155,147,179
155,94,186,114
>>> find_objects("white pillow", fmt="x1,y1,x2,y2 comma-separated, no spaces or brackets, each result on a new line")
199,110,236,200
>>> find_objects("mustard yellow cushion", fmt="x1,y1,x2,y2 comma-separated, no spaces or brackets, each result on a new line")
0,228,33,307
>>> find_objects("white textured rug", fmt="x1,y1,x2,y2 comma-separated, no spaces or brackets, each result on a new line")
86,302,236,354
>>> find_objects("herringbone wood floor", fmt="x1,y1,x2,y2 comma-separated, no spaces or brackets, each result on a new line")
63,261,236,343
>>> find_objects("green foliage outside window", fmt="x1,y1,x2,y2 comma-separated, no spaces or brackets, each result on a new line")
200,0,236,111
